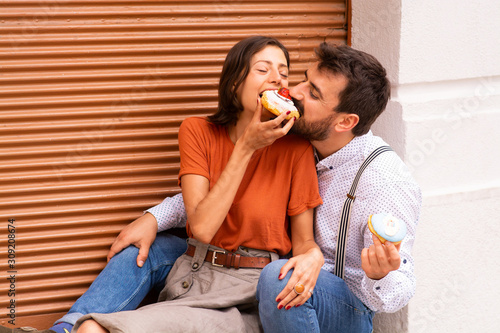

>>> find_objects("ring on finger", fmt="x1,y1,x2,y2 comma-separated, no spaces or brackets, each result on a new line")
309,289,314,295
294,283,305,295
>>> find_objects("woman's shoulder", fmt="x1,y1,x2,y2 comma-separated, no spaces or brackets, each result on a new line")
276,134,313,149
179,117,227,146
180,116,221,133
271,134,314,157
181,116,210,128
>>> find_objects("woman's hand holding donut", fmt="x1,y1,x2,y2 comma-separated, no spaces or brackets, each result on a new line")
238,98,295,153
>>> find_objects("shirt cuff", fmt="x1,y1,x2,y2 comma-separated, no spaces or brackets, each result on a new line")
362,270,410,313
364,273,394,295
145,194,187,232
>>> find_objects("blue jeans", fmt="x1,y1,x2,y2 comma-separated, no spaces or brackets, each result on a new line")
256,260,374,333
56,233,187,325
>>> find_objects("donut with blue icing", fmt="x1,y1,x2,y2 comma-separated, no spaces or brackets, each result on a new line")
367,213,407,245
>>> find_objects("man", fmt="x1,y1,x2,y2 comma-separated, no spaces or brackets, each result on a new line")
255,43,421,332
3,43,420,333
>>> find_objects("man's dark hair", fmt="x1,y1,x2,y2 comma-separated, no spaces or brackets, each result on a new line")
208,36,290,126
315,43,390,136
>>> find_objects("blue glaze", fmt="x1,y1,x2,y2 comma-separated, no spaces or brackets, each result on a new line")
371,213,407,243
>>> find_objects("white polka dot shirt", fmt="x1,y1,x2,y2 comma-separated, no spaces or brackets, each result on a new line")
145,194,186,232
147,131,421,313
315,131,421,313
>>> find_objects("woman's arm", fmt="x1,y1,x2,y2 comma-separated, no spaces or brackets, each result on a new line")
290,208,321,257
274,208,324,309
181,145,253,244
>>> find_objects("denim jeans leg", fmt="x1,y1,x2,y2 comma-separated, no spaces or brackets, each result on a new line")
55,232,187,325
257,260,374,333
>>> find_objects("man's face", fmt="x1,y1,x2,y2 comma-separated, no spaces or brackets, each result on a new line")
289,63,348,141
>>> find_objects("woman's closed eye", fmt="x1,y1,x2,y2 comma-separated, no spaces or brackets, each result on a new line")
256,68,287,78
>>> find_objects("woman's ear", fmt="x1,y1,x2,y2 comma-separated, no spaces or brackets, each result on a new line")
335,114,359,133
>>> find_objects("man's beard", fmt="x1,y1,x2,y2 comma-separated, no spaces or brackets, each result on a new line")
291,98,335,141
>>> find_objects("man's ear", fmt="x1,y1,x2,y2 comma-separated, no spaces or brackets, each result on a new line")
335,114,359,133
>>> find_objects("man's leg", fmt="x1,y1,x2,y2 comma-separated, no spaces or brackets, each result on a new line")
257,260,374,333
55,232,187,326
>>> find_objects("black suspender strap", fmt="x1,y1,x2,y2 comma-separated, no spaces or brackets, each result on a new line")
333,146,393,279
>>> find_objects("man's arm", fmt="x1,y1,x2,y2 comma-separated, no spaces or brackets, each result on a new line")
107,193,187,267
145,193,187,232
359,180,422,313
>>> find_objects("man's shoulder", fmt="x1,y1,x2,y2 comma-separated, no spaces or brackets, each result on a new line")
361,132,389,153
360,134,418,186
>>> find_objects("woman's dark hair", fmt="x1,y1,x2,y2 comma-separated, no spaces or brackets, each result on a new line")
208,36,290,126
315,43,391,136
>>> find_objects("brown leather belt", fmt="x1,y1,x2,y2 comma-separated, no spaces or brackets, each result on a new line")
186,244,271,269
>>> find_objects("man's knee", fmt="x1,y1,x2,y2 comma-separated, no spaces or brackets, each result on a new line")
257,260,291,325
260,260,287,282
257,259,288,298
109,245,139,264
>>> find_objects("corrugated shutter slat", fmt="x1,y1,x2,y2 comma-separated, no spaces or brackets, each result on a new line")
0,0,347,327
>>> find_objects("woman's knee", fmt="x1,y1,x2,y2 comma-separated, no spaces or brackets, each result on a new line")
76,319,109,333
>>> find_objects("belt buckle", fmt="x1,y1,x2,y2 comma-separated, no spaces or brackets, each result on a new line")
211,250,225,267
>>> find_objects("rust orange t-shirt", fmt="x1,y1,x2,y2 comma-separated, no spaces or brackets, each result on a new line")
178,117,322,255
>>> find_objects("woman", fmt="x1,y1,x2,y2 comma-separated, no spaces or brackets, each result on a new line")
76,36,323,333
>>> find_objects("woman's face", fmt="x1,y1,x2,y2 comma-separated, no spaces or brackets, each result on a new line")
236,45,289,114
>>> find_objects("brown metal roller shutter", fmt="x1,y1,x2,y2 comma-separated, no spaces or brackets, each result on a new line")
0,0,348,328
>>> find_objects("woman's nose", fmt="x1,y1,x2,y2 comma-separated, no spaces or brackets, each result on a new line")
268,69,281,84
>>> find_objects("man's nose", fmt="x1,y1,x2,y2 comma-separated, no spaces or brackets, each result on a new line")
289,83,303,100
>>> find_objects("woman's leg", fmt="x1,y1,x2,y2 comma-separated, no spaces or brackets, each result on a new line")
77,319,109,333
72,240,267,333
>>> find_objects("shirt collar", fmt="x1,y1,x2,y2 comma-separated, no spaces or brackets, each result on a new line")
316,131,372,171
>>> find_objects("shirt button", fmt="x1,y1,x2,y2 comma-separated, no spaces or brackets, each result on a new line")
182,281,189,289
329,166,333,170
192,263,199,269
403,259,407,264
375,286,381,290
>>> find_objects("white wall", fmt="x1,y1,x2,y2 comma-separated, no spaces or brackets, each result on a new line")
352,0,500,332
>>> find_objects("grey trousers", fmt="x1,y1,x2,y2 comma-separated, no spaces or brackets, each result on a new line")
73,239,279,333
